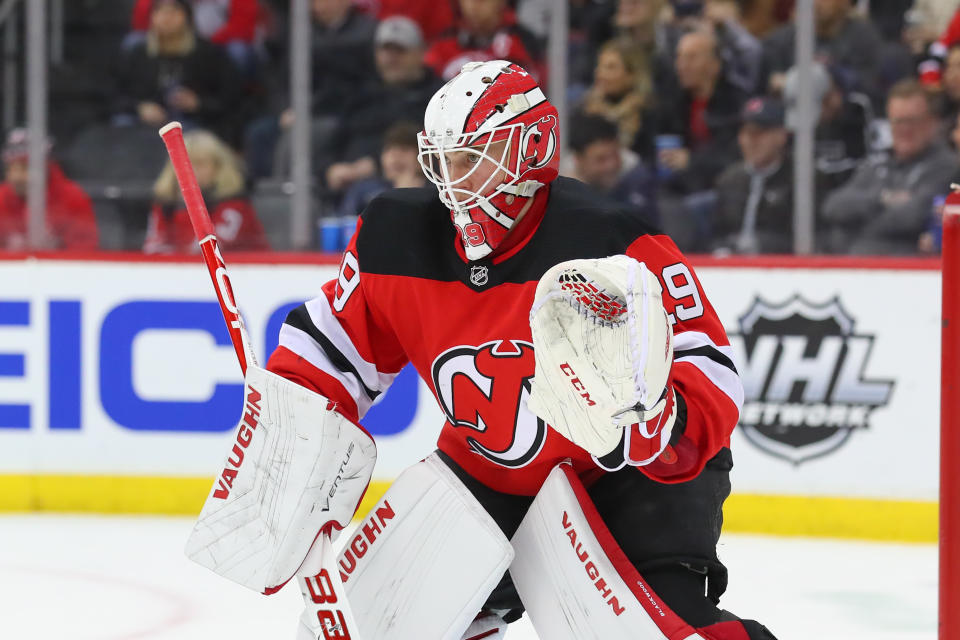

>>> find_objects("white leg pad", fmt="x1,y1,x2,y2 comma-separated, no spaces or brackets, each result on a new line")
511,463,706,640
338,453,514,639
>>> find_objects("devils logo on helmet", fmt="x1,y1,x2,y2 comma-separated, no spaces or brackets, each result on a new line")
520,115,558,171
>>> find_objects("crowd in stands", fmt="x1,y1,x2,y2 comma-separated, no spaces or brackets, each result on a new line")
3,0,960,256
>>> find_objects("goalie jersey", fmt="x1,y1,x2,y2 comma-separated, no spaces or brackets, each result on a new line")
267,177,743,495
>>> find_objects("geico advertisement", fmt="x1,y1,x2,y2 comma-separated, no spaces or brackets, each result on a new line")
0,259,444,479
0,260,939,499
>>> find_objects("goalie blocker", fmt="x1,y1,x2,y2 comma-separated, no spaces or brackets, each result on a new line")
185,365,376,594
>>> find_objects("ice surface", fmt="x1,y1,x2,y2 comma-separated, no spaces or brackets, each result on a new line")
0,515,936,639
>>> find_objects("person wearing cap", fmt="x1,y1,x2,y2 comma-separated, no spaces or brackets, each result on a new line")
782,61,870,191
822,79,957,255
111,0,244,145
374,0,455,42
321,16,442,197
712,96,813,255
0,129,98,251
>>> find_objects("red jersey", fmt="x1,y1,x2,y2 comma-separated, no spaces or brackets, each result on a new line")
131,0,260,44
143,196,269,254
0,162,98,250
366,0,455,42
424,10,542,82
267,178,742,496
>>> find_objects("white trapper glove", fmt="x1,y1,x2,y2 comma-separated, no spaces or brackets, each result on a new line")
528,255,677,470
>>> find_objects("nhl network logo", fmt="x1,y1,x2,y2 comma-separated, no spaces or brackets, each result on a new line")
729,295,894,464
470,265,489,286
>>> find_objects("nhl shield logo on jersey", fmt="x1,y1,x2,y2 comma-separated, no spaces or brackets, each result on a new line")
729,295,894,464
470,265,489,286
431,340,547,467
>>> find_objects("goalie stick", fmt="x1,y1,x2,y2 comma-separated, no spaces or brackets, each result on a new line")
158,121,362,640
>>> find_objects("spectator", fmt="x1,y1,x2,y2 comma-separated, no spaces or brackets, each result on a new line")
918,108,960,253
111,0,244,145
783,61,871,190
307,0,378,114
902,1,951,60
821,80,957,255
704,0,764,94
320,16,443,197
243,0,377,179
0,129,99,251
567,113,659,225
579,39,654,149
656,28,745,185
738,0,794,39
569,0,675,108
372,0,456,42
333,121,427,220
128,0,262,72
424,0,542,81
713,96,810,254
654,27,746,250
916,7,960,88
145,130,268,253
615,0,668,45
762,0,883,106
938,44,960,134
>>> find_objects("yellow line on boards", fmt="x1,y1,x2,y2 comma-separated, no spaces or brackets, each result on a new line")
0,475,394,517
723,493,936,542
0,475,936,543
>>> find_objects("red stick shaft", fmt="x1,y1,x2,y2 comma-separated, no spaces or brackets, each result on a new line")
158,122,250,375
941,190,960,640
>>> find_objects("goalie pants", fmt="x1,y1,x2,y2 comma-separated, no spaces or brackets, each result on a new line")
436,449,777,640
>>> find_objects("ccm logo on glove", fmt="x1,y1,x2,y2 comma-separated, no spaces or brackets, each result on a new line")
560,363,596,407
212,386,262,499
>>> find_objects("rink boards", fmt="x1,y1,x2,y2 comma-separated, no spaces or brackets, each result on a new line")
0,253,940,541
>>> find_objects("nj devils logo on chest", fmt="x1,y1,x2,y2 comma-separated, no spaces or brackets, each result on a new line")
431,340,547,468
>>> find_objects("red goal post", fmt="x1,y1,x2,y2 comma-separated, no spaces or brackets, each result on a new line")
942,188,960,640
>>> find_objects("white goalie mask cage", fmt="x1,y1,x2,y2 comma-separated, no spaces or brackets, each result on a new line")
417,124,523,212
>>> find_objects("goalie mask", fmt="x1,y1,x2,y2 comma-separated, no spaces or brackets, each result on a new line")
418,60,560,261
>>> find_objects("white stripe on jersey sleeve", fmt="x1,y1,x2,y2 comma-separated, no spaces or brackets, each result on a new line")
672,330,744,415
278,324,388,418
275,296,399,418
304,296,399,395
277,324,367,411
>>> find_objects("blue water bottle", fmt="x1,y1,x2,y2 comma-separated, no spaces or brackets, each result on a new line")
319,217,342,253
340,216,359,251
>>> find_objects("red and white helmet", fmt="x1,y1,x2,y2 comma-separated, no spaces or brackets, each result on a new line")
418,60,560,261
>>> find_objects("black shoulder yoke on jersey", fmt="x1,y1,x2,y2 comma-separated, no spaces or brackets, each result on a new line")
356,177,665,289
